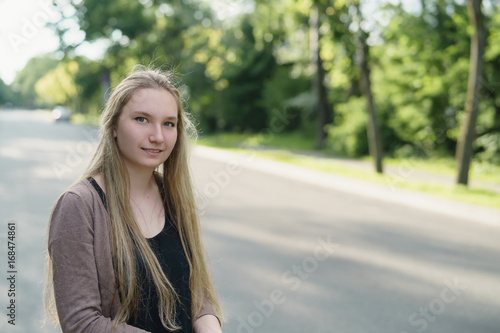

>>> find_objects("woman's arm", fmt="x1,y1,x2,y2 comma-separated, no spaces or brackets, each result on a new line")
49,191,148,333
193,296,222,333
193,314,222,333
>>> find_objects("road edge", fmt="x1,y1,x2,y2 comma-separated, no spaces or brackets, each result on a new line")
192,145,500,228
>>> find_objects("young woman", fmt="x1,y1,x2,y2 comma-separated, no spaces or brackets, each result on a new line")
45,68,223,333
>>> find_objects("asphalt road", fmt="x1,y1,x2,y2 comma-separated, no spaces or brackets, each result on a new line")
0,109,499,333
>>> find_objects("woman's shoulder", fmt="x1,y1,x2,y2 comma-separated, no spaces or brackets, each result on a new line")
51,177,105,219
59,178,97,203
49,178,107,241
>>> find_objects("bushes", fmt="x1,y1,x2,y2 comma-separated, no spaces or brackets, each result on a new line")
326,97,368,157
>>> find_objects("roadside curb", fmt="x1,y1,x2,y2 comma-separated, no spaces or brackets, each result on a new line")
193,145,500,228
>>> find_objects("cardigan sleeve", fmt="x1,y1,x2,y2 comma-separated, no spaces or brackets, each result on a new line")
48,191,148,333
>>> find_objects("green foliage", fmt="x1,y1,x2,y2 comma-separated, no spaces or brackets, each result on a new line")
9,0,498,168
215,18,277,132
198,131,315,151
261,66,310,132
11,55,59,108
326,97,368,157
36,61,79,107
370,2,471,156
0,78,13,105
74,0,156,41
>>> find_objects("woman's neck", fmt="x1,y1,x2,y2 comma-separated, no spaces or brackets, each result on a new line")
126,165,157,199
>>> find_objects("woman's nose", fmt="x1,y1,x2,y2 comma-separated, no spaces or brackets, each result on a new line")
149,125,164,143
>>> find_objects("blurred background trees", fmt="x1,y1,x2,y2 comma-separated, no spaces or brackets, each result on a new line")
3,0,499,183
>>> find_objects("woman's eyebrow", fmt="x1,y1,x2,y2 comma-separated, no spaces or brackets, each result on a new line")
132,111,177,121
132,111,153,117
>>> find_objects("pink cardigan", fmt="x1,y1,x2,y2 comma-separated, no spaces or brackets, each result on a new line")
48,179,218,333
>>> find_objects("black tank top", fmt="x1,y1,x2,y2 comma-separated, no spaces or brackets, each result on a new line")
132,215,192,333
87,177,192,333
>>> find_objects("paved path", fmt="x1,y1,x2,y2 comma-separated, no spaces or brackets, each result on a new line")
192,146,500,333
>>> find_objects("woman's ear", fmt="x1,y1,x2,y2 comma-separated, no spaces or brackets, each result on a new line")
113,128,117,138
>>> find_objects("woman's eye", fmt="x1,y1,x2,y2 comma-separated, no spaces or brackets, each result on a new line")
135,117,147,123
164,122,176,127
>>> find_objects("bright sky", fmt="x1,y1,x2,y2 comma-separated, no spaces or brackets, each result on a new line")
0,0,61,84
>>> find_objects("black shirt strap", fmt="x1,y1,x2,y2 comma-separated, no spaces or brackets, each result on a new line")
87,177,108,210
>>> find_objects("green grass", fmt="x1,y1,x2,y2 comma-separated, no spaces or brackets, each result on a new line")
197,133,500,210
378,156,500,184
197,132,316,151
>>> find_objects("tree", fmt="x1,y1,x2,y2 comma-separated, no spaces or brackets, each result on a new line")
370,1,471,157
218,17,277,132
456,0,486,185
353,1,383,173
37,0,499,166
51,0,229,128
11,55,59,108
0,79,13,105
35,61,79,108
310,3,333,149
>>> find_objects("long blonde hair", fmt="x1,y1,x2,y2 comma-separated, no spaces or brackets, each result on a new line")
46,67,222,330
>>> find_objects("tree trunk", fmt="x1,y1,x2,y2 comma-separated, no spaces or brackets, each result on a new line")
456,0,486,185
310,4,333,149
420,0,426,15
355,4,383,173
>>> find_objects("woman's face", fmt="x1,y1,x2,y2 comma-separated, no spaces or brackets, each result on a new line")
114,88,178,172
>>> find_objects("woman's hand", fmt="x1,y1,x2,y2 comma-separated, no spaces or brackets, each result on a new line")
193,314,222,333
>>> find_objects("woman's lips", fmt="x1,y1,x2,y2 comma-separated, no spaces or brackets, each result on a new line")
142,148,163,155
